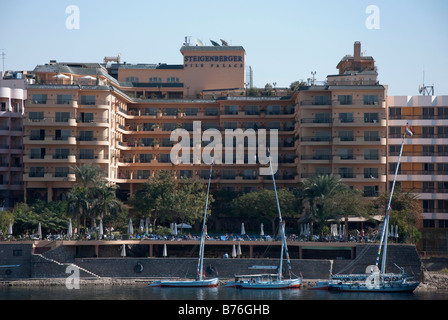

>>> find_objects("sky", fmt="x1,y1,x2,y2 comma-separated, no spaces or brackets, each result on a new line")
1,0,447,96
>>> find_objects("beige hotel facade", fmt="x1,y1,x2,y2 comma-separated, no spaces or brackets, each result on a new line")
16,41,447,251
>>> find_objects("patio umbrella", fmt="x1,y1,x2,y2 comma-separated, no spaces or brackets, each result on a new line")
68,219,73,239
139,219,144,232
7,221,12,235
99,220,103,238
52,73,69,79
121,244,126,257
237,242,242,256
38,222,42,240
231,244,237,258
241,223,246,235
260,223,264,236
163,244,167,257
395,225,399,239
80,75,96,80
145,217,149,235
127,219,133,236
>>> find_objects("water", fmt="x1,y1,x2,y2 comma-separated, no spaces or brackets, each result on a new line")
1,285,447,300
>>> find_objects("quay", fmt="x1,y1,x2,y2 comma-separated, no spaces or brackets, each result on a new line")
0,240,422,281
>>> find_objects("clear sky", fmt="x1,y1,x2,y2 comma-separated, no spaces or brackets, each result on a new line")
1,0,447,96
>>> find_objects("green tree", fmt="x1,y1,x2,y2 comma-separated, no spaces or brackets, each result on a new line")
131,171,213,230
300,174,348,236
231,188,298,235
374,186,422,243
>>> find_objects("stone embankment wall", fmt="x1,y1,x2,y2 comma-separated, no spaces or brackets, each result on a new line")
0,242,423,281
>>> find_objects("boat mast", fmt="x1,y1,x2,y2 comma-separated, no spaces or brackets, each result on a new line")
375,132,406,273
268,151,292,280
197,159,214,281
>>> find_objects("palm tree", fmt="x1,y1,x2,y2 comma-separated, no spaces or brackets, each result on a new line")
300,174,348,236
71,164,105,188
67,186,90,235
92,183,123,220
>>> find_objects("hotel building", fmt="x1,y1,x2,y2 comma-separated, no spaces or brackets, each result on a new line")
19,41,447,250
0,71,30,210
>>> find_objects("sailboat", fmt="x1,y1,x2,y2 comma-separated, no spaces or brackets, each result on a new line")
225,151,302,289
148,160,219,288
321,124,420,293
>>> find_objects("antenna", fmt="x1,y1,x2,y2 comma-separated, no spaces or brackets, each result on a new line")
0,49,6,74
419,70,434,96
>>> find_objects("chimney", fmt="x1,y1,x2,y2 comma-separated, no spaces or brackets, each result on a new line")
354,41,361,62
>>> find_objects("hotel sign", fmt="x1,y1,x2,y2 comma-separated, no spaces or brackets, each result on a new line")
184,55,244,68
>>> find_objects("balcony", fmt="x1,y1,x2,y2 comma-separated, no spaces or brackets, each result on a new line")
24,117,77,126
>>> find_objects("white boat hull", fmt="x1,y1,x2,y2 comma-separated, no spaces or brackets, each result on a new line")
149,278,219,288
226,278,302,289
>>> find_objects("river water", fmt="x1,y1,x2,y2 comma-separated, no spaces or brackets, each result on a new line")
1,285,447,300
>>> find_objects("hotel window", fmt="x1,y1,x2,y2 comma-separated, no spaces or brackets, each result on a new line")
55,112,70,122
32,94,47,104
338,167,354,179
80,95,95,105
315,167,331,175
222,170,236,180
137,170,151,179
167,77,179,83
141,138,154,147
149,77,161,82
140,154,153,163
364,113,379,123
285,105,295,114
422,126,434,138
29,111,44,121
423,182,435,192
224,106,238,115
423,163,435,174
79,131,94,141
315,113,331,123
165,108,178,116
57,94,72,104
30,148,45,159
224,122,238,130
423,107,435,119
438,163,448,174
203,122,218,130
54,148,69,159
79,149,94,159
126,77,139,82
55,167,69,178
314,96,330,105
389,107,402,120
438,145,448,156
363,95,378,105
29,167,45,177
338,148,354,160
79,112,94,123
163,123,176,131
266,105,281,115
389,163,401,174
180,170,193,178
337,95,352,105
243,169,258,180
364,131,379,142
439,200,448,213
437,126,448,138
205,108,218,116
245,105,259,115
315,131,331,142
339,112,354,123
364,149,379,160
159,154,171,163
185,108,198,116
389,126,401,138
0,102,6,111
55,129,70,141
423,145,435,156
364,167,379,179
30,129,45,140
423,200,435,213
244,122,259,130
339,130,354,141
266,122,281,130
364,186,379,197
438,107,448,119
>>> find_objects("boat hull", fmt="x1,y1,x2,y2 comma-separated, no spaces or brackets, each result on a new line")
148,278,219,288
328,281,420,293
227,278,302,290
